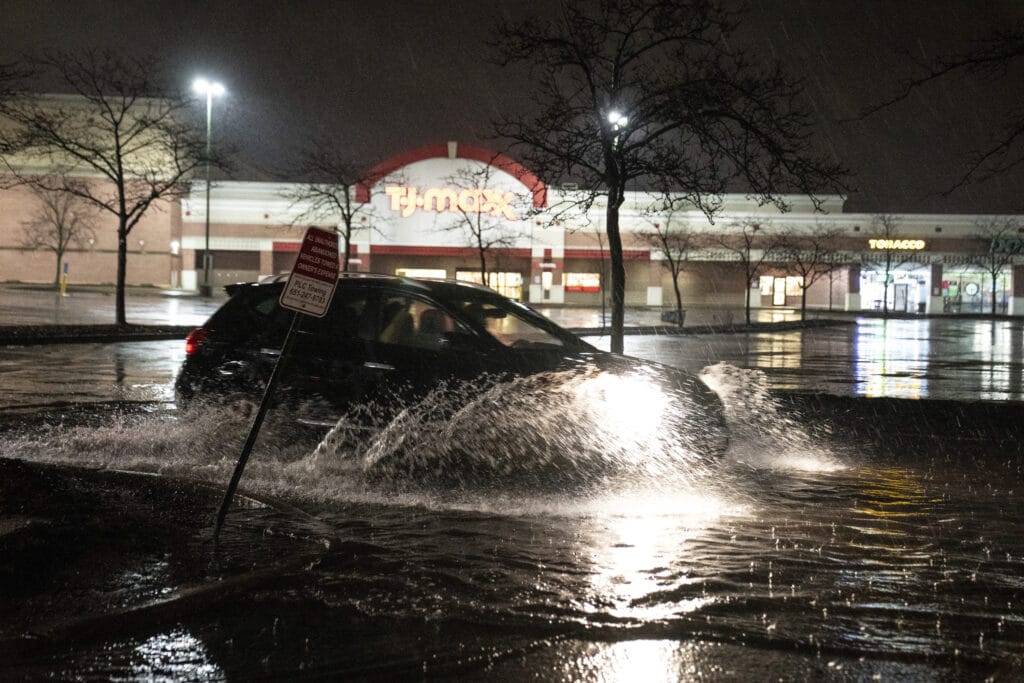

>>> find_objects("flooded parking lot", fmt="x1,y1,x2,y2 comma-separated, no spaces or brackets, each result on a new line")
3,315,1023,411
2,309,1023,679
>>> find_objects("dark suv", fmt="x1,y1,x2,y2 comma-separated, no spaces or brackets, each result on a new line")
175,274,728,455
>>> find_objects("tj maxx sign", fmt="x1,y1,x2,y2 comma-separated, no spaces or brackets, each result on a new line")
384,185,518,220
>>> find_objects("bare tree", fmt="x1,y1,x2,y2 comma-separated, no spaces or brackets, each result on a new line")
20,186,97,286
0,61,32,171
709,221,786,325
0,61,19,103
864,22,1024,192
490,0,847,352
282,138,386,272
0,50,218,325
969,216,1022,316
861,214,922,317
776,223,845,321
438,162,527,288
638,214,704,327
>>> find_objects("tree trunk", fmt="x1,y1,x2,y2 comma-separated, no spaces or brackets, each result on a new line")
991,278,999,317
116,223,127,326
606,196,626,354
743,256,752,326
672,272,684,328
801,286,808,321
54,248,63,287
744,281,752,325
478,243,488,288
341,222,351,272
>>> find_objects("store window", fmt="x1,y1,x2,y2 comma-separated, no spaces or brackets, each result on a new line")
456,270,523,300
396,268,447,279
758,275,803,296
565,272,601,293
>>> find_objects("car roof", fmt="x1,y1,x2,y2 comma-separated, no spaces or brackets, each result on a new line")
231,272,504,300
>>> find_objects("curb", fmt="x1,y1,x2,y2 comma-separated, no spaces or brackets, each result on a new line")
567,318,855,337
0,325,194,347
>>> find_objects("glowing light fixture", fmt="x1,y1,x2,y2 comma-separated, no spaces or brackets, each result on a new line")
193,78,225,98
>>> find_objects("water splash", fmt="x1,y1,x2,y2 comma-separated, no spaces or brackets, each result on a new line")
699,363,846,472
311,364,729,494
2,362,838,512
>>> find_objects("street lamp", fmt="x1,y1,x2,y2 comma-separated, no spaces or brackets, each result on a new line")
607,110,628,149
193,78,225,297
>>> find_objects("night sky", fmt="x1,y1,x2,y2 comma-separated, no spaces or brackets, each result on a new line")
4,0,1023,214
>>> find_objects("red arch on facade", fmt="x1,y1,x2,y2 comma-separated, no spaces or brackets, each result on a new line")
355,143,547,208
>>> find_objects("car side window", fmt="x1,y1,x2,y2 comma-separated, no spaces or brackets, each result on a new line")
305,288,373,343
242,287,292,346
461,301,565,349
378,294,464,350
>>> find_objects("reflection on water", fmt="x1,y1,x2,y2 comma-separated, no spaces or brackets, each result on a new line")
613,317,1024,401
562,640,686,682
586,493,734,620
854,319,929,399
132,630,221,681
0,341,185,409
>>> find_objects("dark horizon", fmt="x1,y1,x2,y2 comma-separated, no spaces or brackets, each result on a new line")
4,0,1023,215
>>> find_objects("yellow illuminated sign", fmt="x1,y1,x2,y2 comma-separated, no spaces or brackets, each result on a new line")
868,239,926,250
384,185,517,220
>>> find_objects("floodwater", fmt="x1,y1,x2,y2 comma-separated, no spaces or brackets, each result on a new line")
2,318,1024,679
2,316,1023,410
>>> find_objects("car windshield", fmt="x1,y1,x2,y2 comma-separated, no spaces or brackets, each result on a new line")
447,292,593,351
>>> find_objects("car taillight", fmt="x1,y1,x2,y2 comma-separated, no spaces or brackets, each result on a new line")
184,327,208,355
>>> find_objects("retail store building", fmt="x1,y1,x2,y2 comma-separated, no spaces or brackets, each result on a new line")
3,141,1024,316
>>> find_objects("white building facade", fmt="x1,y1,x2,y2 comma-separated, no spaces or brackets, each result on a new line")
4,141,1024,315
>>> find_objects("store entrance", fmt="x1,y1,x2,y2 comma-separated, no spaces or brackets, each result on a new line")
893,283,908,312
772,277,787,306
859,266,926,313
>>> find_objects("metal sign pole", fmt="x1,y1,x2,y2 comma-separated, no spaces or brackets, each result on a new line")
213,226,338,543
213,310,300,541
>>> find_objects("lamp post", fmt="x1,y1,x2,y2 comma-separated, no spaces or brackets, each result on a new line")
193,78,225,297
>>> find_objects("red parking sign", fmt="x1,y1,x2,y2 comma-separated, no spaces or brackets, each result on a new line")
279,227,339,317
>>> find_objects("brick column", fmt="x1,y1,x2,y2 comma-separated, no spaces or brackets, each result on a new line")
927,263,944,314
1010,264,1024,316
845,264,861,311
646,259,663,306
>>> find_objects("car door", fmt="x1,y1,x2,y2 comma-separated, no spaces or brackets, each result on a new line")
272,286,379,421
